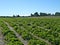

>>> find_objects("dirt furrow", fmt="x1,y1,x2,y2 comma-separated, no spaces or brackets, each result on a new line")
0,28,5,45
4,21,52,45
4,21,28,45
21,27,52,45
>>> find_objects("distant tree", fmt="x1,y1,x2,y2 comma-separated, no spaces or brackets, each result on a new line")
30,12,60,17
55,12,60,16
47,13,51,16
34,12,39,16
31,13,34,17
13,15,15,17
16,15,20,17
40,12,47,16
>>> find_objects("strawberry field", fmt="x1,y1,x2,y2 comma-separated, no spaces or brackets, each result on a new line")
0,17,60,45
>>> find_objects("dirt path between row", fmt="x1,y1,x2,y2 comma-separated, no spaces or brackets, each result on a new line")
0,28,5,45
4,21,28,45
4,21,52,45
21,26,52,45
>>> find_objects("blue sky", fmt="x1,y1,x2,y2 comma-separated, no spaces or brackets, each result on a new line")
0,0,60,16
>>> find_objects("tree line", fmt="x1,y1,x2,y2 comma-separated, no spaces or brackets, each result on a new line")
0,12,60,18
31,12,60,17
12,12,60,17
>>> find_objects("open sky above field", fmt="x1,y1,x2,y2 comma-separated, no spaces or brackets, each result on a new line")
0,0,60,16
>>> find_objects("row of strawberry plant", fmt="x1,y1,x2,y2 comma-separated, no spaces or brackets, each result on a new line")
3,18,49,45
3,17,60,45
0,19,24,45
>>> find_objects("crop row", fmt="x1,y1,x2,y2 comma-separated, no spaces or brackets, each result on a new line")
0,19,24,45
3,17,60,45
3,18,49,45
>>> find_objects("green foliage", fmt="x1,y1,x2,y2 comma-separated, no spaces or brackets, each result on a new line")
0,20,23,45
1,17,60,45
28,39,48,45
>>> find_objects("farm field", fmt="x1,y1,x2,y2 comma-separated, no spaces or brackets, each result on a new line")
0,17,60,45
